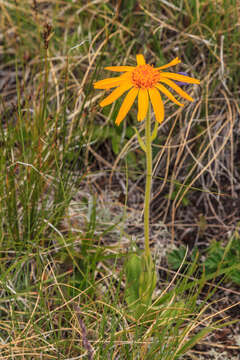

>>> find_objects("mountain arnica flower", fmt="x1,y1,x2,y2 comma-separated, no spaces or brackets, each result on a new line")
94,54,200,125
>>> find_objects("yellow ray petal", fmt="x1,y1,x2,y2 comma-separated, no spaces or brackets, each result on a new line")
94,76,125,89
136,54,146,66
137,88,149,121
100,83,133,107
156,57,181,70
159,78,194,102
155,83,183,107
161,72,200,84
105,66,135,72
115,87,138,126
149,88,164,124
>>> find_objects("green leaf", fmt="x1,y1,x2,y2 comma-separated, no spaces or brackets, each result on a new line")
139,253,157,307
111,134,120,154
124,251,157,318
167,246,187,270
151,120,159,141
125,251,143,308
133,126,146,152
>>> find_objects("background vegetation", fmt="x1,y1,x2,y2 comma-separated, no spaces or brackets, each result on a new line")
0,0,239,359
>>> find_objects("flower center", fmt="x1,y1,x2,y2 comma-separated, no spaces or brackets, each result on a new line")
131,64,161,89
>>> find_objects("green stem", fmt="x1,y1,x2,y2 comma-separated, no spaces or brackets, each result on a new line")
144,108,152,259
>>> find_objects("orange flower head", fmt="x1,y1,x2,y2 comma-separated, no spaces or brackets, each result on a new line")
94,54,200,126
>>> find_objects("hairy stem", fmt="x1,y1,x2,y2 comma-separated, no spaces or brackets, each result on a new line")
144,108,152,259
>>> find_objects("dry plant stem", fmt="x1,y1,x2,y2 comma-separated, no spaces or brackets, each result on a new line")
144,108,152,259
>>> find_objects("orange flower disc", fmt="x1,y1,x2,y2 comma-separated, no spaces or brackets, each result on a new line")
131,65,161,89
